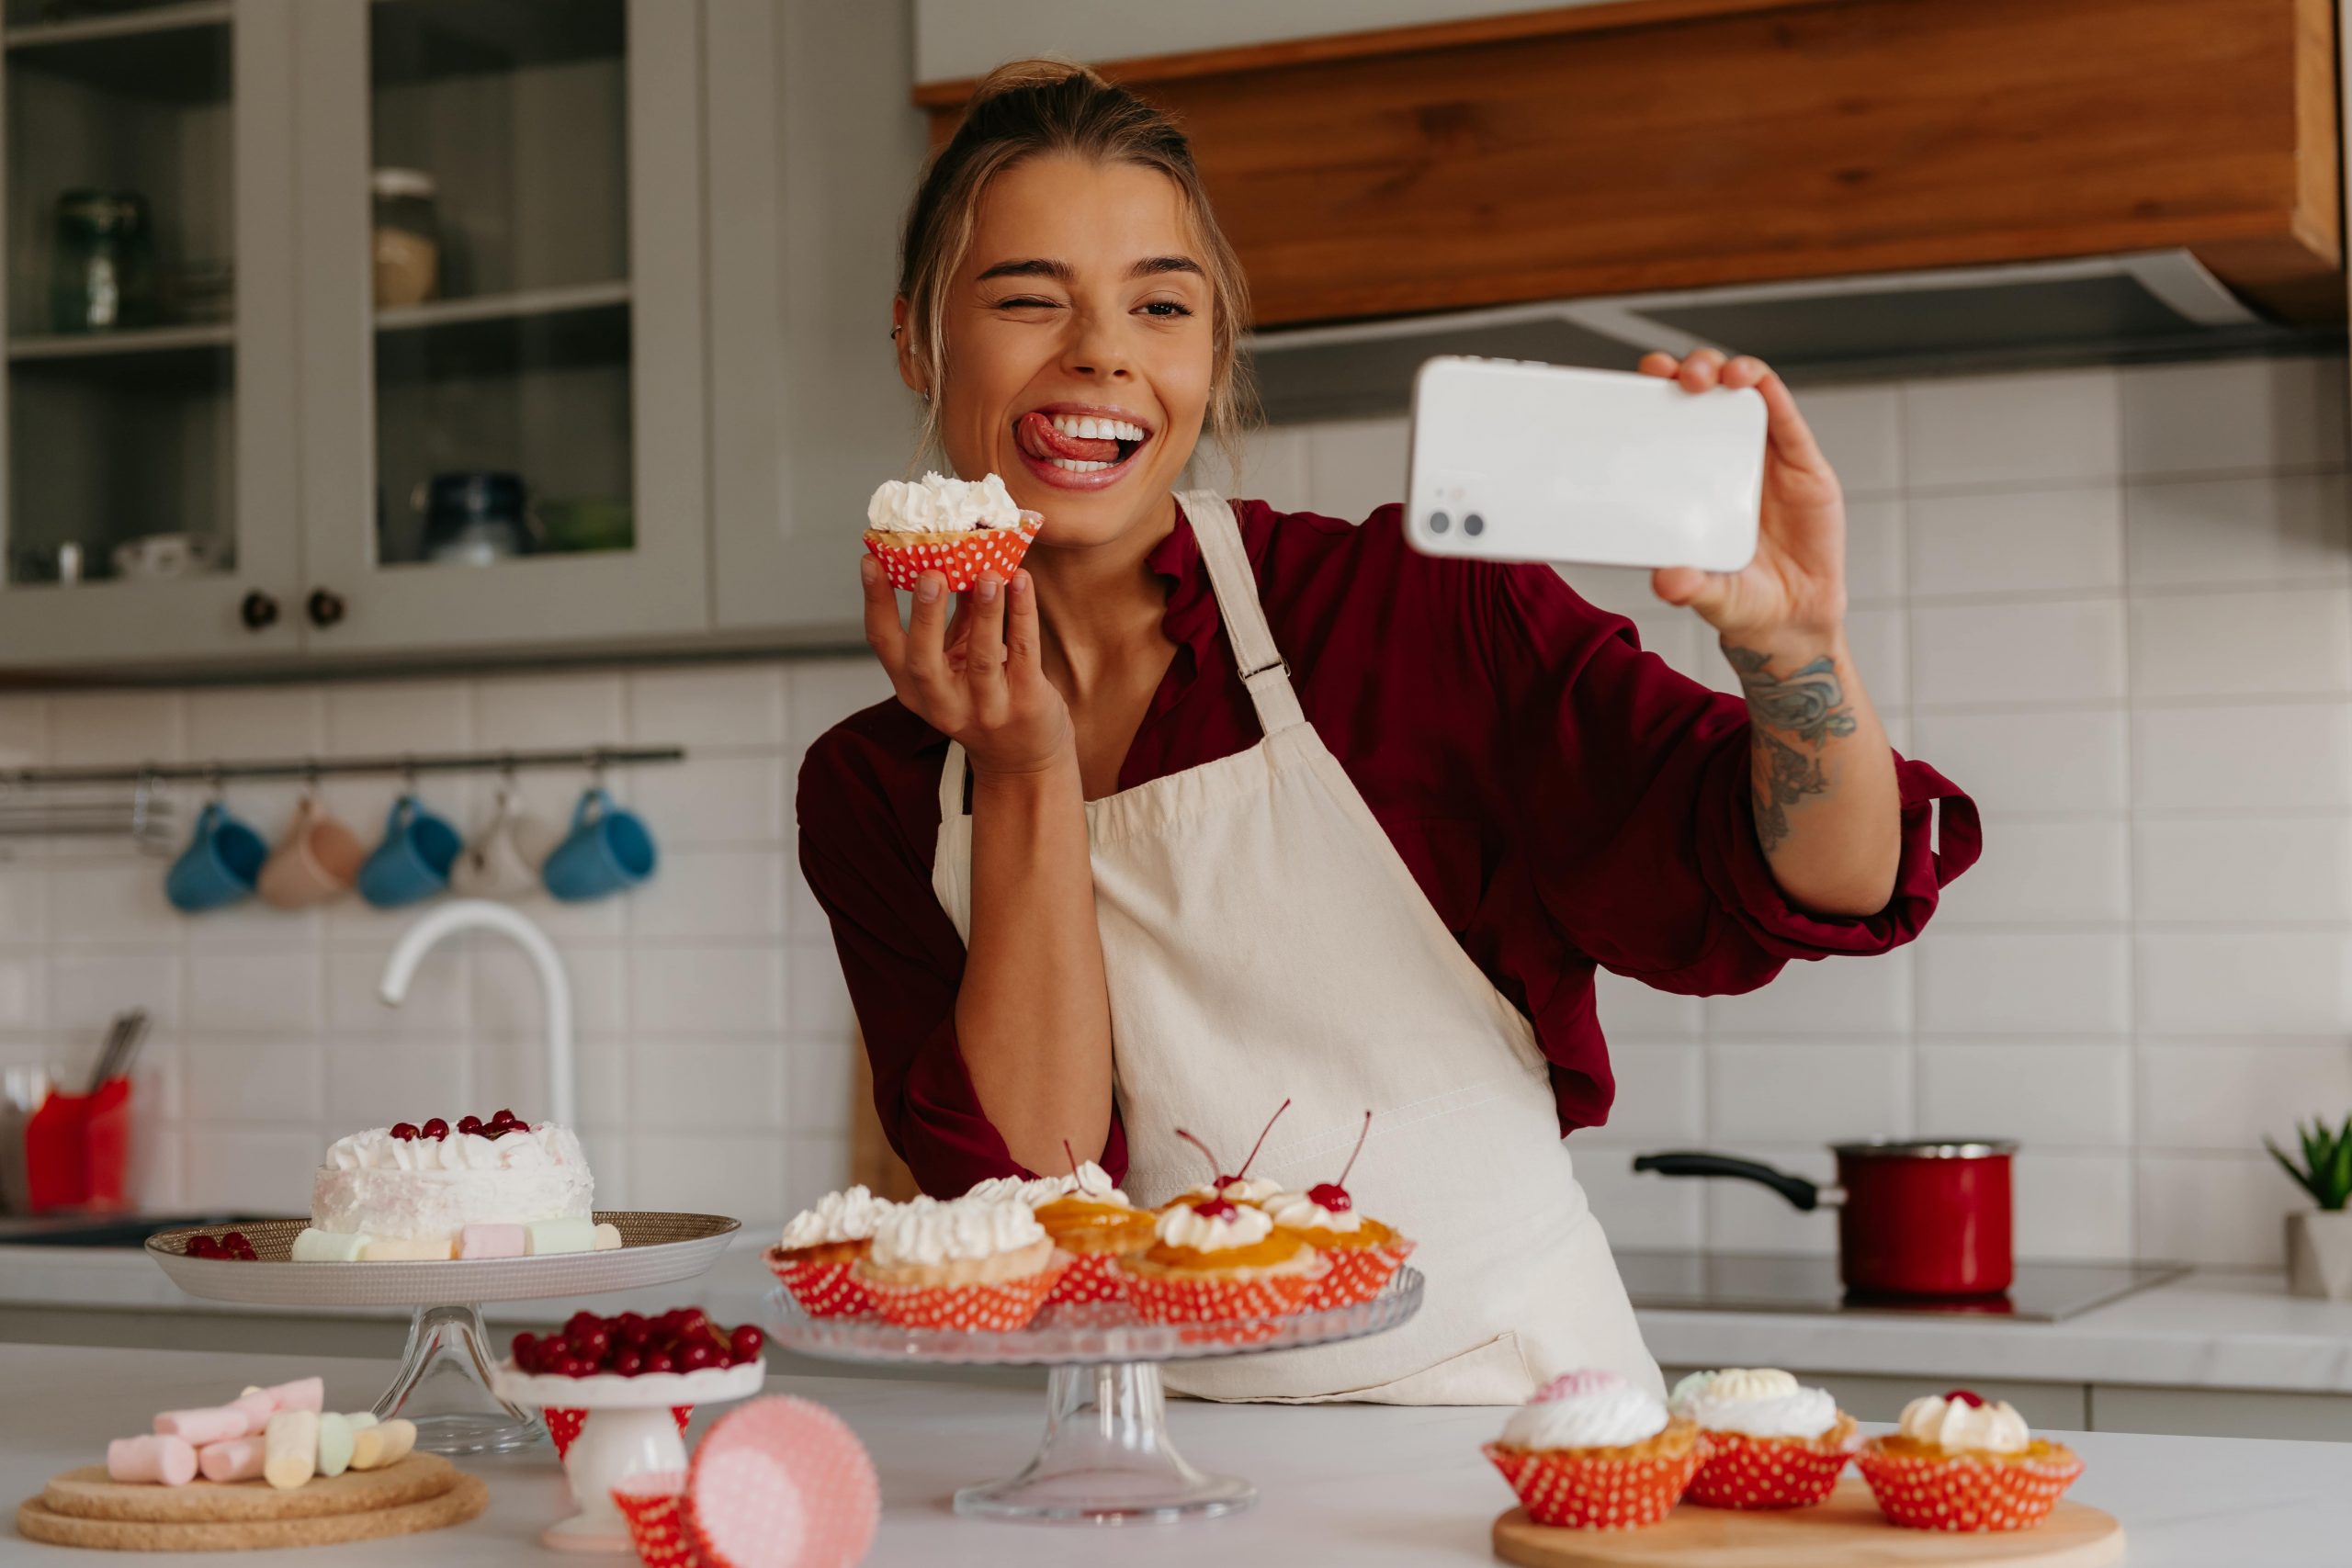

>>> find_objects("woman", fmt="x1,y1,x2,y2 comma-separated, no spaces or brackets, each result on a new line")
799,61,1978,1404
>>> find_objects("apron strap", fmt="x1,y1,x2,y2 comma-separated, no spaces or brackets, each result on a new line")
939,739,968,819
1177,490,1306,737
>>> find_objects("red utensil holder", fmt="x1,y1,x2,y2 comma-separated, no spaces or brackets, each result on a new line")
25,1077,131,1212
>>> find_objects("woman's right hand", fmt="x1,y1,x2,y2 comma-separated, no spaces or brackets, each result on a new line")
862,558,1073,778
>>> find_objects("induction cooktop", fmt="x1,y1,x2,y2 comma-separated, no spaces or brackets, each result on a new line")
1617,1250,2188,1323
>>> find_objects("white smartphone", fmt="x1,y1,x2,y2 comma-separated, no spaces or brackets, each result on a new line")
1405,357,1767,572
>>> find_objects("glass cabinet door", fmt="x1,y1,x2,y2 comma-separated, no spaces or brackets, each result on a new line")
0,0,300,662
295,0,707,655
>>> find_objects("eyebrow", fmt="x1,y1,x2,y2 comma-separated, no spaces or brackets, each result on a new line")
974,255,1205,283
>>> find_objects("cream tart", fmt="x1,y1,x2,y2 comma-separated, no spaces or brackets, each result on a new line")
1117,1198,1322,1337
1263,1111,1416,1310
1855,1389,2085,1532
765,1184,893,1318
852,1195,1063,1333
1483,1369,1709,1530
1668,1368,1858,1509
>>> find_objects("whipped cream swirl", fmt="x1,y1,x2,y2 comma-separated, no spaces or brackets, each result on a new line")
1181,1176,1282,1204
326,1123,579,1173
1501,1369,1668,1451
966,1161,1127,1208
779,1184,893,1249
1154,1202,1273,1252
1265,1190,1363,1233
869,1195,1046,1268
1897,1393,2030,1453
866,471,1023,534
1668,1368,1838,1439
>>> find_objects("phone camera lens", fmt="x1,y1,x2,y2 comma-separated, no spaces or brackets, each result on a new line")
1464,513,1486,536
1428,510,1451,534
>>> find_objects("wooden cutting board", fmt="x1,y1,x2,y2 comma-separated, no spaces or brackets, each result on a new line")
38,1453,457,1522
1494,1481,2125,1567
15,1472,486,1552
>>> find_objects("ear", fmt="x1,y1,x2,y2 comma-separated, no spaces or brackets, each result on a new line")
890,297,929,399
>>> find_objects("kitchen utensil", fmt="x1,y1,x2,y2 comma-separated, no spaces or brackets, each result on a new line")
110,532,220,581
370,168,441,309
355,795,461,908
51,188,157,333
106,1008,150,1087
448,787,552,900
164,800,267,912
84,1010,132,1094
540,787,656,901
258,795,366,908
1633,1139,2018,1298
17,1456,487,1551
416,472,537,564
148,1213,740,1457
1490,1478,2122,1567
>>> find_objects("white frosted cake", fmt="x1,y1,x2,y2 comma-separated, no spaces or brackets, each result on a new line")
292,1110,616,1262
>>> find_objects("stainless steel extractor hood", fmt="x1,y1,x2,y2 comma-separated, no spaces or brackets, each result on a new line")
1244,251,2342,425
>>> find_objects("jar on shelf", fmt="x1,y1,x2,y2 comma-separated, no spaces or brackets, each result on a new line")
50,190,158,334
371,167,442,310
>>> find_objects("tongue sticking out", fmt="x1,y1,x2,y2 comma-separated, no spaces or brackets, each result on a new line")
1018,411,1122,464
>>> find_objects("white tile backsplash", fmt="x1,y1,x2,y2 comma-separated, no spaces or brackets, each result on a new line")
1904,368,2120,490
2119,355,2348,478
1917,1043,2133,1147
2135,1154,2302,1268
1932,819,2127,926
2129,588,2352,699
2126,472,2352,588
2134,818,2352,924
2139,1043,2352,1152
1916,932,2132,1035
1907,486,2122,598
1905,709,2128,814
1705,1043,1911,1143
2135,933,2352,1036
1912,600,2125,706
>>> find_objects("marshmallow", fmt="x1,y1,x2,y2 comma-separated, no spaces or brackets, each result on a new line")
229,1390,277,1430
347,1412,379,1432
358,1236,451,1261
198,1437,265,1483
107,1434,197,1486
263,1410,318,1490
262,1377,323,1414
153,1405,249,1445
458,1223,526,1259
291,1227,370,1262
348,1418,415,1472
524,1218,596,1256
592,1223,623,1252
315,1413,354,1479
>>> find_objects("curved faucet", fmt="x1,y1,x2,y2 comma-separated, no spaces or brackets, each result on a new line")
379,899,575,1128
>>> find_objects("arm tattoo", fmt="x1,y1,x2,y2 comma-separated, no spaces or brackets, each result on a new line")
1724,645,1857,854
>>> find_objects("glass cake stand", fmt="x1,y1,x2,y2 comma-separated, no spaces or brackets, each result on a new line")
765,1267,1423,1525
147,1212,740,1457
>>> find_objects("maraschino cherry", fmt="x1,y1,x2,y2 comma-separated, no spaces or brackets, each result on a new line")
1192,1197,1239,1221
390,1122,420,1141
1172,1098,1291,1199
1943,1388,1987,1407
1306,1110,1375,1214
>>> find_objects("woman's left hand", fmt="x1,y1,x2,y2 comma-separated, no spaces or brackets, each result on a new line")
1637,349,1846,642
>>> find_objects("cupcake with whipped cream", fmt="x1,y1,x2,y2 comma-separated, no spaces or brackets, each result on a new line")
1483,1369,1708,1530
767,1185,895,1318
1028,1159,1156,1307
1265,1111,1416,1311
1855,1389,2085,1532
1668,1368,1857,1509
1117,1197,1324,1337
852,1194,1063,1332
1157,1104,1290,1213
863,470,1042,592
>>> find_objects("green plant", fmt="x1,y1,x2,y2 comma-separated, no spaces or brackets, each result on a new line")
2266,1116,2352,1212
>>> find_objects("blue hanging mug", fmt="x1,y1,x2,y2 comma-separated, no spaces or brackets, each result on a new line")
356,794,462,908
165,800,268,912
541,786,657,902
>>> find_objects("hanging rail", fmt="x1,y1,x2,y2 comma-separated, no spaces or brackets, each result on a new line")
0,745,685,789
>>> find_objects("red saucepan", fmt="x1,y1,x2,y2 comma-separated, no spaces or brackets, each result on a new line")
1631,1138,2018,1298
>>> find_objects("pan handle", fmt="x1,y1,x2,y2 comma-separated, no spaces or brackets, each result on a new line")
1630,1151,1829,1211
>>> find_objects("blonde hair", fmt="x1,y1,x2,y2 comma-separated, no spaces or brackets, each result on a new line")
897,59,1256,473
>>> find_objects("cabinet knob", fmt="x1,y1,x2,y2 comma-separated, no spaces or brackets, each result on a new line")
238,590,280,631
306,588,346,628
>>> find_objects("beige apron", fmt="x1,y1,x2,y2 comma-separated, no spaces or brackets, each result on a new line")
933,491,1659,1405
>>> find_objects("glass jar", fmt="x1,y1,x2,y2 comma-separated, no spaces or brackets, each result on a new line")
50,190,158,334
370,167,442,309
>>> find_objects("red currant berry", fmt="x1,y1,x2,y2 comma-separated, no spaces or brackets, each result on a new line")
187,1235,220,1258
390,1122,419,1141
421,1117,449,1140
570,1328,610,1362
729,1325,763,1359
512,1332,537,1371
678,1342,715,1371
220,1231,250,1250
457,1114,483,1136
614,1349,645,1378
644,1350,674,1375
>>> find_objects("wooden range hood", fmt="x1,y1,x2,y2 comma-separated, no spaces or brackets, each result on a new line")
916,0,2346,396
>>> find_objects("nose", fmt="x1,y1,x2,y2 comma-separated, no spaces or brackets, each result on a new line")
1059,305,1132,382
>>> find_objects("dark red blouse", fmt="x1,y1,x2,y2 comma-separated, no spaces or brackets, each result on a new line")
797,500,1980,1197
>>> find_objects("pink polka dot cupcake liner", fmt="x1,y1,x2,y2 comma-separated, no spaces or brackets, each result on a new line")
1854,1438,2086,1531
1042,1248,1132,1307
1482,1432,1712,1530
856,1262,1063,1333
1300,1237,1416,1313
764,1248,877,1319
1684,1418,1859,1509
1118,1267,1322,1343
685,1398,879,1568
611,1470,695,1568
863,513,1043,592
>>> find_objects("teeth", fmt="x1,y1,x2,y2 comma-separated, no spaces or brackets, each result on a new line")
1047,457,1111,473
1048,414,1147,443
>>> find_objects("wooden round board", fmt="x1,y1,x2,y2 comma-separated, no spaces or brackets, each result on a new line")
16,1472,486,1551
39,1453,456,1523
1494,1481,2125,1568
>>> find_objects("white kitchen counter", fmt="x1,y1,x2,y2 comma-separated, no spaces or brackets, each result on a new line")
9,1243,2352,1393
2,1342,2347,1565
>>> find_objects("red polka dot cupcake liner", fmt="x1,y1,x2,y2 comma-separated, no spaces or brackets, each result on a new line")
1684,1418,1858,1509
547,1405,693,1462
1301,1236,1416,1313
610,1469,694,1568
1482,1432,1712,1530
863,513,1043,592
1118,1267,1322,1343
1854,1438,2085,1531
1042,1248,1132,1308
857,1262,1062,1333
685,1397,879,1568
765,1248,878,1319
